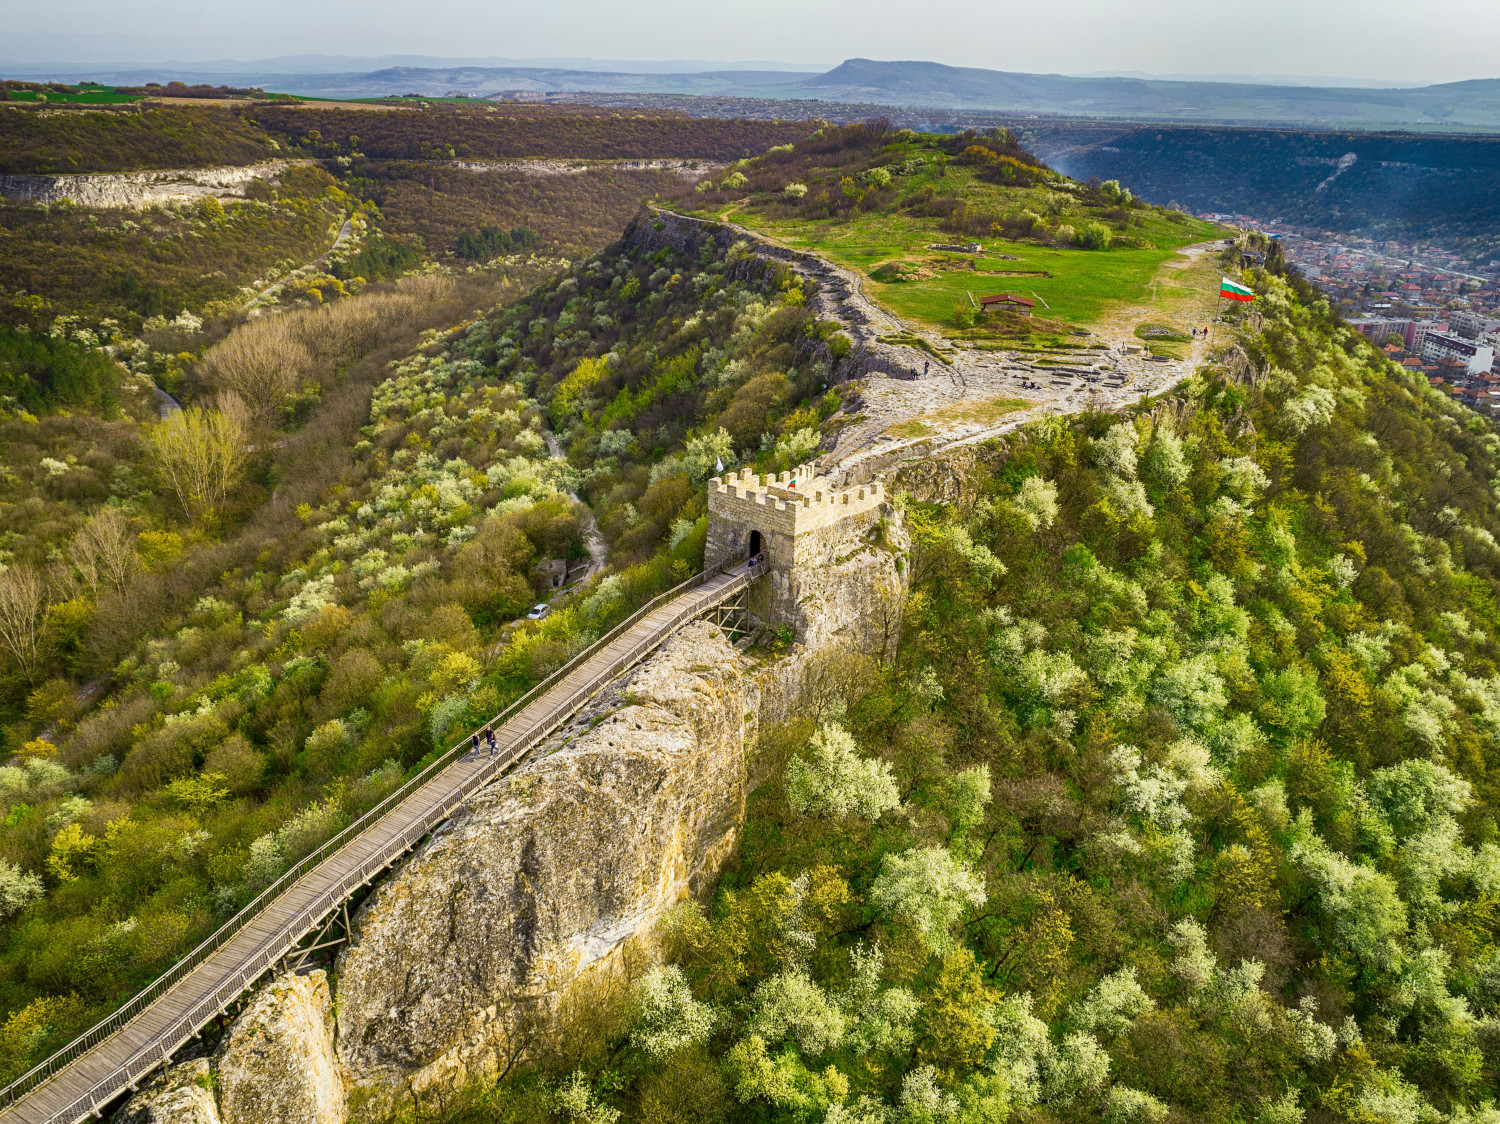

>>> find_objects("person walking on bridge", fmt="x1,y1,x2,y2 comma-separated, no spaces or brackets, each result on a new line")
469,732,481,759
485,725,497,758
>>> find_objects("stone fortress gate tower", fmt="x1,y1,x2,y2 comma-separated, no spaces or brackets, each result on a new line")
705,463,907,657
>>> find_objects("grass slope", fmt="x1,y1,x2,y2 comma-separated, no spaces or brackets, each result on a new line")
668,123,1222,342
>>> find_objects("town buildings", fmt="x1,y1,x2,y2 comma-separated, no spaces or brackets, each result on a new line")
1200,212,1500,411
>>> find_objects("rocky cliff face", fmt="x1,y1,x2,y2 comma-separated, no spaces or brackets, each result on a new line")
793,510,909,659
118,970,341,1124
754,512,909,731
333,621,752,1114
118,1059,220,1124
217,971,343,1124
0,162,301,209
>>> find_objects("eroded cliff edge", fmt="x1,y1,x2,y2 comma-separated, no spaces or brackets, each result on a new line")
335,620,753,1113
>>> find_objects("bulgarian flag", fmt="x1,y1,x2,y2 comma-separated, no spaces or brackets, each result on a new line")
1220,276,1255,302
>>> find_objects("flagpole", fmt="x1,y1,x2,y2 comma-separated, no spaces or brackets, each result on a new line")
1210,290,1224,349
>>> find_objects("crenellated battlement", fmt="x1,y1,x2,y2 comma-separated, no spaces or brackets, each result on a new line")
708,463,885,534
705,461,895,634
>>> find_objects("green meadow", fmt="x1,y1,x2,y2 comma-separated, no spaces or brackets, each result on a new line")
3,86,139,105
695,148,1224,333
731,208,1219,328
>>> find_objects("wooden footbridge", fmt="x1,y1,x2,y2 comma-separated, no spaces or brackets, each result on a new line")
0,561,759,1124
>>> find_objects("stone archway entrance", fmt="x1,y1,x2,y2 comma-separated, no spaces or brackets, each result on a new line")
748,530,762,562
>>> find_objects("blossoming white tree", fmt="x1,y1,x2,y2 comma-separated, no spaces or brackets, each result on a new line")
870,846,987,954
785,722,900,822
630,965,716,1059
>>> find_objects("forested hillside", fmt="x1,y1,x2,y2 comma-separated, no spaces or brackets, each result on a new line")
249,104,814,162
0,213,840,1080
1,164,353,321
13,105,1500,1124
0,102,807,336
0,106,276,175
0,103,811,177
434,257,1500,1123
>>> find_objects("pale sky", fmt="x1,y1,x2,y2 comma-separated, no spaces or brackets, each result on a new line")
3,0,1496,86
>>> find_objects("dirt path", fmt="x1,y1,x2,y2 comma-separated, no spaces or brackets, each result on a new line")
245,214,355,308
544,431,608,582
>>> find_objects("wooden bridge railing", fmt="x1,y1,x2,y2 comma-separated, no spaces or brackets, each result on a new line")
0,559,755,1124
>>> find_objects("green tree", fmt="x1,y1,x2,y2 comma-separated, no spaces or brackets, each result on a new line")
871,847,987,954
785,722,901,822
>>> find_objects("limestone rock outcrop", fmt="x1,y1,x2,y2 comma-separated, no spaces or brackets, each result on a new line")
118,1058,220,1124
753,520,909,731
334,622,751,1110
0,162,301,209
216,970,344,1124
787,512,909,658
117,970,341,1124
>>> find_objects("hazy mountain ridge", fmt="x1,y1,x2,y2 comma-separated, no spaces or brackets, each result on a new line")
10,56,1500,129
14,56,1500,131
804,59,1500,127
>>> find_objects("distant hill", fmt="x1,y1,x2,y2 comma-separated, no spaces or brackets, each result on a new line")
16,57,1500,131
801,59,1500,130
276,65,807,101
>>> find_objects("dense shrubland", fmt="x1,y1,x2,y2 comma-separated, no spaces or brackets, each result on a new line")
0,297,584,1074
248,105,811,163
341,159,687,262
0,327,126,416
0,164,354,323
0,106,276,175
670,120,1164,251
0,103,809,178
458,222,849,566
438,263,1500,1123
0,102,805,334
0,158,690,329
